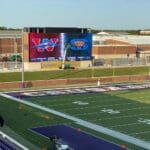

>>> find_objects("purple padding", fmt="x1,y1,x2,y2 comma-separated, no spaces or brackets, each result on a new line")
31,125,122,150
0,139,15,150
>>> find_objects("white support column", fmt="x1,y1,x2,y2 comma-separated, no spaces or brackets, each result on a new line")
21,29,24,88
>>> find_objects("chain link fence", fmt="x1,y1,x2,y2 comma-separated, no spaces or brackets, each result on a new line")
0,61,22,71
94,57,150,67
0,57,150,72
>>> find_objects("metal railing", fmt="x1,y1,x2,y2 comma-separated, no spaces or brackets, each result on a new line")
0,62,22,71
94,57,150,67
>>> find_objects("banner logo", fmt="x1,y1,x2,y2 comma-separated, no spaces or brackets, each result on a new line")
32,38,59,52
70,39,89,50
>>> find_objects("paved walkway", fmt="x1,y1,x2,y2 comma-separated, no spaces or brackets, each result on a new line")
1,93,150,150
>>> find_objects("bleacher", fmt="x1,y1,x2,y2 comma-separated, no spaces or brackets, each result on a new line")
0,138,16,150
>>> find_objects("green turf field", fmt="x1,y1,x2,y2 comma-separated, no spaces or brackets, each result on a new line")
0,88,150,150
24,89,150,148
0,95,74,149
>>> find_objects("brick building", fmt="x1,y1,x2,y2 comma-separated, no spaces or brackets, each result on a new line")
92,34,150,59
0,30,22,61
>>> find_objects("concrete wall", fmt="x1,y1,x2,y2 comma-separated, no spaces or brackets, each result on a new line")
0,75,149,90
80,61,92,68
24,62,41,71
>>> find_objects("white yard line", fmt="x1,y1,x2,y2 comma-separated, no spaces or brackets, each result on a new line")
60,102,132,111
42,100,98,107
1,93,150,150
110,122,142,128
120,106,150,112
92,113,149,122
75,111,104,116
72,106,150,117
131,130,150,135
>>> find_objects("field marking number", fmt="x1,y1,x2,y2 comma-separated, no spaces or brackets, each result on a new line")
138,118,150,125
73,101,89,105
101,108,120,114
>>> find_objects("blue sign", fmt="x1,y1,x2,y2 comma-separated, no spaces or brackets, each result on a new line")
64,33,92,60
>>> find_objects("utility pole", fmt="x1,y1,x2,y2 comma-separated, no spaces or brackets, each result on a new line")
91,56,95,78
21,29,24,88
14,36,17,69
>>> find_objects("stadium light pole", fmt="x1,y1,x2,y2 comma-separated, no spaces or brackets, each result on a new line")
112,60,115,77
91,56,94,78
112,40,115,77
149,66,150,80
21,29,24,88
14,35,17,69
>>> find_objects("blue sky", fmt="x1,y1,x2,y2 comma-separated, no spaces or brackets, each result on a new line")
0,0,150,29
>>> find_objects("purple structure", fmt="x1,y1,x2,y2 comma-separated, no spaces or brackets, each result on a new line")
31,125,123,150
0,138,16,150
